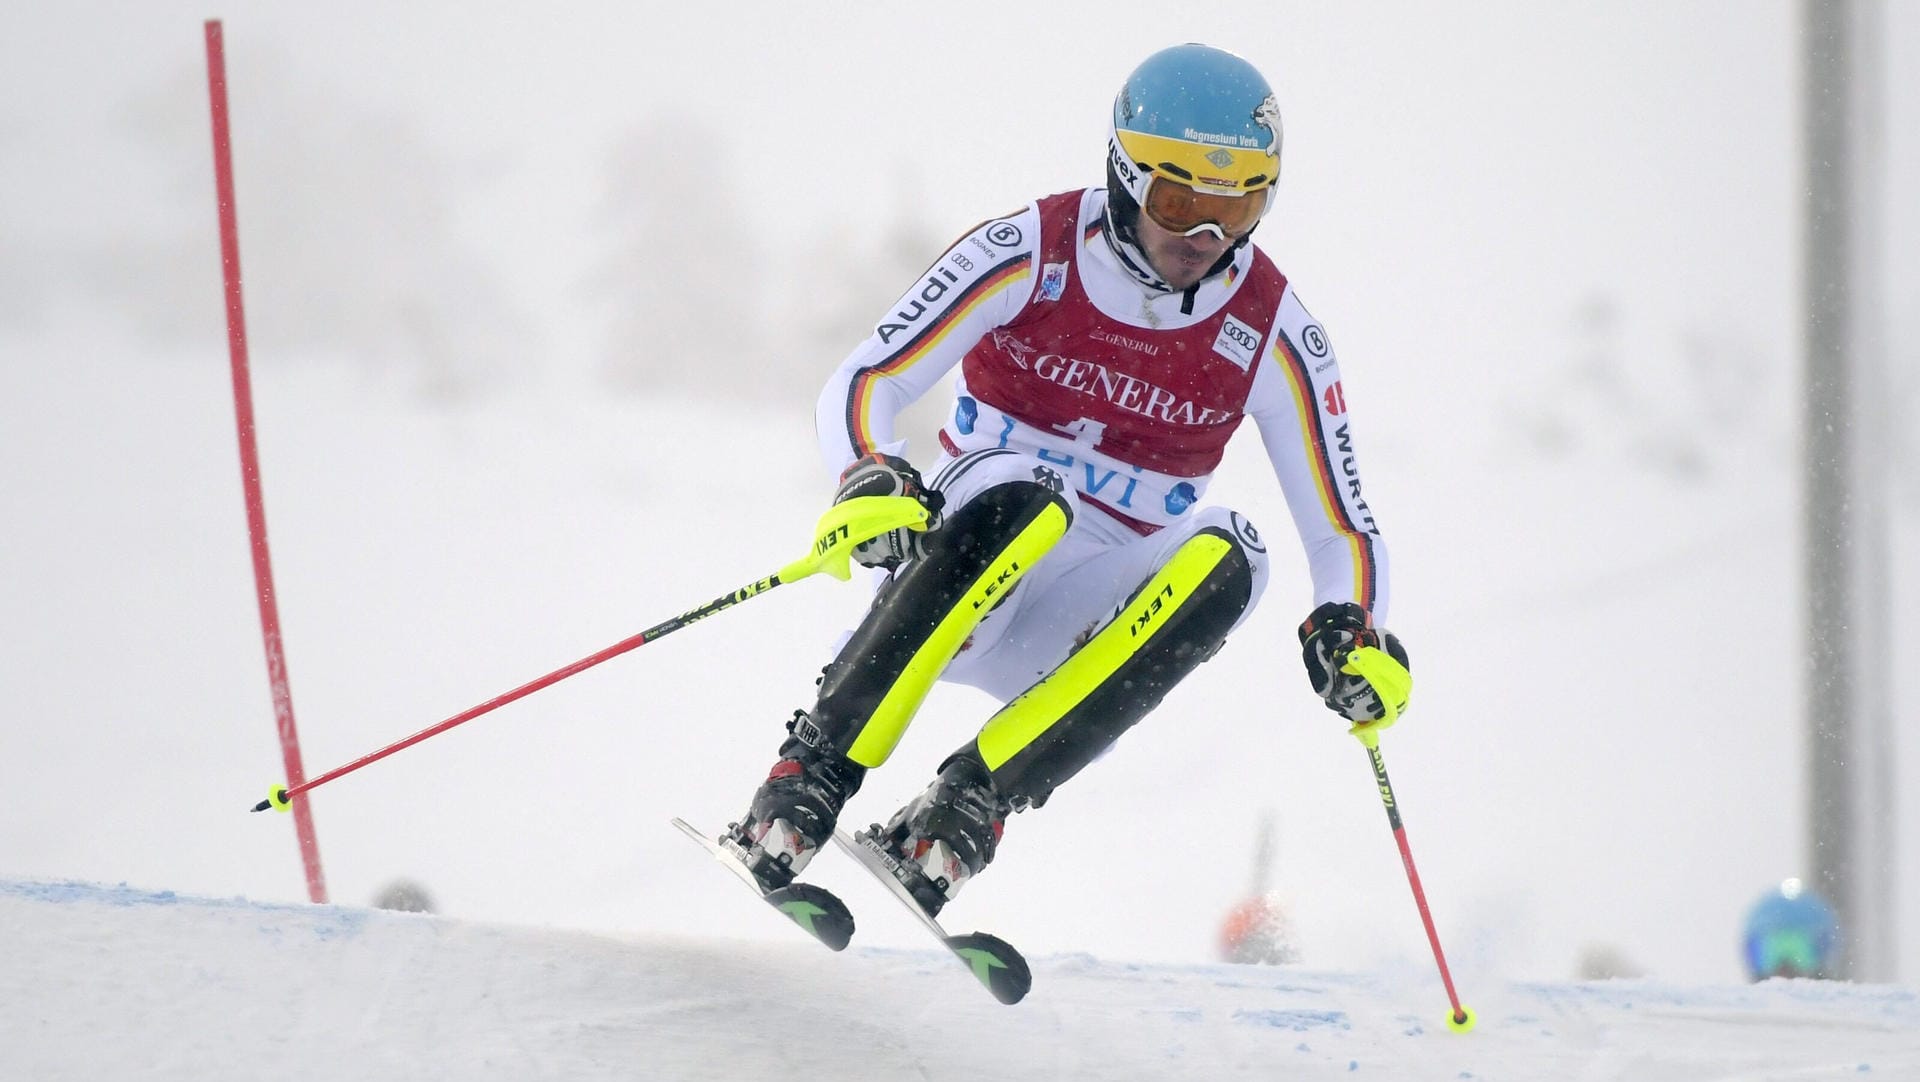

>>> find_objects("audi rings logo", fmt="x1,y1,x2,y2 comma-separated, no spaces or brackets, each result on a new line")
1302,323,1329,358
986,220,1024,248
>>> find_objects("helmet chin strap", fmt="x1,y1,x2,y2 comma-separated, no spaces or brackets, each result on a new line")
1102,211,1170,291
1100,168,1166,291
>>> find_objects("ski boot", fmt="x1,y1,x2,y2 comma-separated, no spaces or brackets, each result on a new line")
871,755,1009,917
726,712,865,892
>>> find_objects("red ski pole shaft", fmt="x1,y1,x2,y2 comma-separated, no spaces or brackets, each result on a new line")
250,495,931,813
1358,733,1476,1032
251,571,789,812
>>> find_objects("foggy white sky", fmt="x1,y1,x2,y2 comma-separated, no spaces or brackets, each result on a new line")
8,1,1914,391
1,2,1915,984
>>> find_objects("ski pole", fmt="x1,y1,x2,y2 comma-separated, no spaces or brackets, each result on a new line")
252,495,929,813
1342,646,1476,1033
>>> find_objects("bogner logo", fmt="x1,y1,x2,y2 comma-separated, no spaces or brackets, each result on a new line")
1302,322,1329,357
1129,582,1176,636
876,265,965,345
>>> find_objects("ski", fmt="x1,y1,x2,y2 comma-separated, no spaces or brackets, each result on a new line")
670,817,854,951
831,827,1032,1005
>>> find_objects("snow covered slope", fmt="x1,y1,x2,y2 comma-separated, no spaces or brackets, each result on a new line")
3,877,1912,1082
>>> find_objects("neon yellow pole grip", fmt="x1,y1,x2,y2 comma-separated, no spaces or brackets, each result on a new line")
1342,643,1412,745
776,495,931,583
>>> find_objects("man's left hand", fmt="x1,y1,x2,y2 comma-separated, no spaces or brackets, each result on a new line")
1298,601,1412,726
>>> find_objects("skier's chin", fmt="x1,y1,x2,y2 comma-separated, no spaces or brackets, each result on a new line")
1149,246,1219,290
1159,260,1209,290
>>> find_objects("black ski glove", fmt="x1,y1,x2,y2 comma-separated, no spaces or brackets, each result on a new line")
834,453,945,571
1298,601,1411,724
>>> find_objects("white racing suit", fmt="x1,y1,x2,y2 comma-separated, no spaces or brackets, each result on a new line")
802,185,1390,807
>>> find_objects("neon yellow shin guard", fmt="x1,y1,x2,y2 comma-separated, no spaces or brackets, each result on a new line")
810,482,1072,770
974,527,1253,804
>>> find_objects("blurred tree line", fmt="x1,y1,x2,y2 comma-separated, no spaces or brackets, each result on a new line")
588,116,955,456
0,50,528,401
0,51,961,450
1505,293,1917,504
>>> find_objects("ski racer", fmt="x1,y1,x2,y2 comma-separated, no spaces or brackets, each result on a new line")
724,42,1412,917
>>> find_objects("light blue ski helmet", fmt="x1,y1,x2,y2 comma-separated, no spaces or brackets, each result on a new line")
1741,879,1840,980
1106,43,1282,243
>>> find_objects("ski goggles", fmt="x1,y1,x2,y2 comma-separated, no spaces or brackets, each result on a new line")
1140,176,1269,239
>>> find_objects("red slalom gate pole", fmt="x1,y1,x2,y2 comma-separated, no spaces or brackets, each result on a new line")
206,19,328,903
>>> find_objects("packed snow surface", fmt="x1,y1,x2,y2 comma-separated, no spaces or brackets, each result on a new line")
3,877,1913,1082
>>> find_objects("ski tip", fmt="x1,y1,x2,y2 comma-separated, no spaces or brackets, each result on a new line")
946,931,1032,1005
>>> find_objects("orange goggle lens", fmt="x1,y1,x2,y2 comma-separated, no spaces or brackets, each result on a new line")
1141,178,1268,238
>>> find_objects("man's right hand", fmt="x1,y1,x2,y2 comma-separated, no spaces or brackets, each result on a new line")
834,454,944,571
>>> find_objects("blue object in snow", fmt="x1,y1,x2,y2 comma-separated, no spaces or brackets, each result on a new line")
1741,878,1840,980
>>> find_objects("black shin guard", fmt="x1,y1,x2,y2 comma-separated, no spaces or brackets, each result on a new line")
967,525,1255,808
804,479,1072,769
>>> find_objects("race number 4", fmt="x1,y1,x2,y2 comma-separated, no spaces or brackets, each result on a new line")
1053,417,1107,447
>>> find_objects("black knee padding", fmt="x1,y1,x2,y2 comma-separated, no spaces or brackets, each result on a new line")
809,480,1071,752
924,479,1072,560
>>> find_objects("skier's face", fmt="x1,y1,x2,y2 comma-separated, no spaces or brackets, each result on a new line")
1136,211,1236,291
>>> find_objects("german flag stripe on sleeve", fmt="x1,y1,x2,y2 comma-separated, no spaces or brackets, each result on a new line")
1270,327,1377,611
843,254,1031,456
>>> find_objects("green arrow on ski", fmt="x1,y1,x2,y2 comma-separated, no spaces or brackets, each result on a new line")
778,898,831,935
956,946,1009,986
